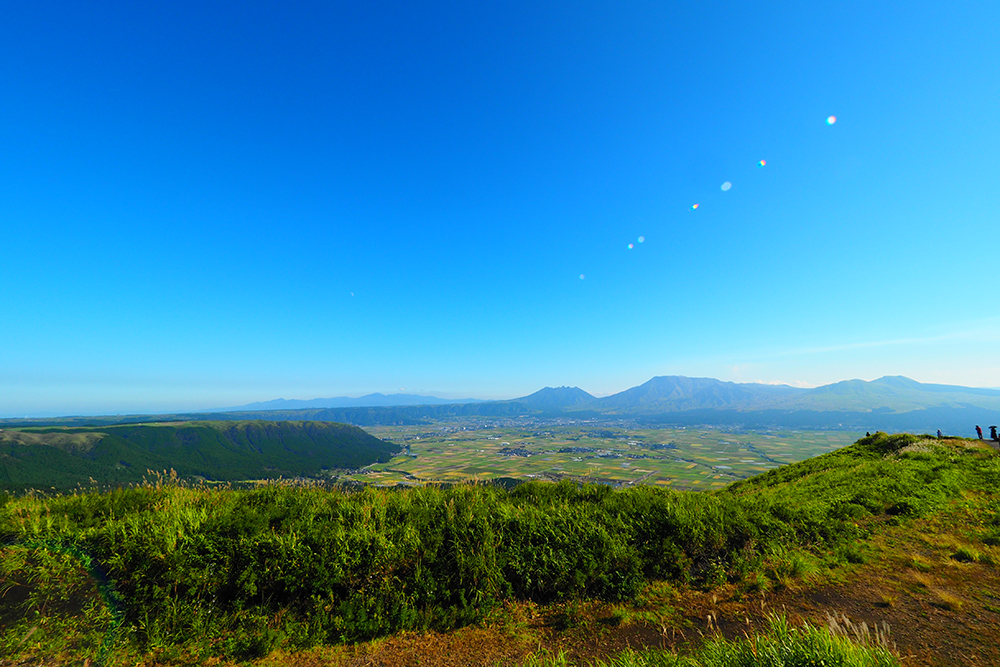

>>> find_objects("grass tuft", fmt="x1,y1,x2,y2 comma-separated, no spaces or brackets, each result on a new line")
951,545,980,563
931,590,964,612
519,614,901,665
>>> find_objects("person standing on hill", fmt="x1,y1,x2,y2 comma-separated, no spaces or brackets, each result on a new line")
976,425,984,439
992,426,998,441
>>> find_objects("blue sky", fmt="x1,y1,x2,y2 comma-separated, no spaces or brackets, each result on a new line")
2,1,999,416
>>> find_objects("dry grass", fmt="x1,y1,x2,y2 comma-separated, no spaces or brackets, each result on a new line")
826,610,896,652
951,545,981,563
876,593,898,608
893,440,939,457
930,589,965,612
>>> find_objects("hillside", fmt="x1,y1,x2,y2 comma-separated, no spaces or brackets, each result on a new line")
0,420,395,492
1,432,997,665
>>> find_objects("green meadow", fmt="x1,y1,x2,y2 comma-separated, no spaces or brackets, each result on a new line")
348,419,861,489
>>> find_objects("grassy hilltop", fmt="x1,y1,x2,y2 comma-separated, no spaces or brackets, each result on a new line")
1,433,998,665
0,420,397,493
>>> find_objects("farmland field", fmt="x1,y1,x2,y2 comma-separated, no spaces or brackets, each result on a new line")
342,417,862,490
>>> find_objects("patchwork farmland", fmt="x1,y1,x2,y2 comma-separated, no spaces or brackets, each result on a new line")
343,418,861,489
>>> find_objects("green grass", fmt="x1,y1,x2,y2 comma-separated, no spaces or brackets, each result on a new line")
1,432,995,663
520,614,899,666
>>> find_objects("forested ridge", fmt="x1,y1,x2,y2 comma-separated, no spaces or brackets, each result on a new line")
0,420,395,492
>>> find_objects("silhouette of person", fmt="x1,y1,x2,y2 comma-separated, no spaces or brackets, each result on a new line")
937,429,943,438
976,425,984,439
992,426,998,441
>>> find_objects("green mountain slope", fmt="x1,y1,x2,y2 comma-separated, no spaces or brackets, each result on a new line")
0,420,395,492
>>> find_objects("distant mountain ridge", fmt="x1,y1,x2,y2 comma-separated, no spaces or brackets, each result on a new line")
492,376,1000,435
522,375,1000,414
515,386,595,411
592,376,796,411
7,376,1000,437
165,376,1000,421
209,393,485,412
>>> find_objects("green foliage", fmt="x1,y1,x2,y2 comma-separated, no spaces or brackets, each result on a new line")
951,545,980,563
522,648,575,667
691,614,899,666
0,540,125,663
0,432,993,661
0,420,396,493
524,615,899,665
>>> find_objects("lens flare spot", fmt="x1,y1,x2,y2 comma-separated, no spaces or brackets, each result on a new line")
627,243,634,249
638,236,645,243
579,274,585,280
758,160,766,167
721,181,732,191
827,115,837,125
691,203,699,210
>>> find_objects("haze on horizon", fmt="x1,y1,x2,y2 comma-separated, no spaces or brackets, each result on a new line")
2,2,998,418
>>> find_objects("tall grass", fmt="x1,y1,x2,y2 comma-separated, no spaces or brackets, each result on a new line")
564,614,899,666
0,432,994,661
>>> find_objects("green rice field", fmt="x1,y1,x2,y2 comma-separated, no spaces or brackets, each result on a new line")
342,418,862,490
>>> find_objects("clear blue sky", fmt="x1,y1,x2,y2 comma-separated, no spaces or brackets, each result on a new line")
2,1,999,416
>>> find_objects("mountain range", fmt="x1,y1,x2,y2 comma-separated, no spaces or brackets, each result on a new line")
207,393,484,412
211,376,1000,416
573,375,1000,414
517,376,1000,435
6,376,1000,436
